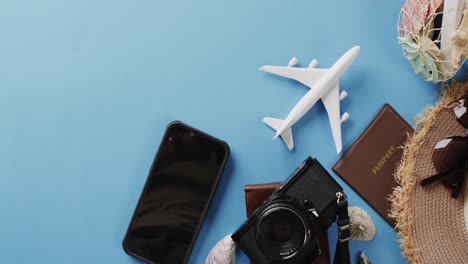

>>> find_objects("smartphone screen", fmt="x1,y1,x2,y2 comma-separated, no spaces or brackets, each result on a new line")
123,121,229,264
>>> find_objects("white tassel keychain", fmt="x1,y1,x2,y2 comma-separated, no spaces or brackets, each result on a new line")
205,234,236,264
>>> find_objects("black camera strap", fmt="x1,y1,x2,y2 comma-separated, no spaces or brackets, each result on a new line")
333,192,351,264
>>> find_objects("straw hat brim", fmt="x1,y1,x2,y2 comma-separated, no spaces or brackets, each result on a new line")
391,82,468,263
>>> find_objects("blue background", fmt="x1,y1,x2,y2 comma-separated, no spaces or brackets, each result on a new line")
0,0,451,263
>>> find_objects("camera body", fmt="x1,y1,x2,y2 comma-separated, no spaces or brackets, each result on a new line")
232,157,343,264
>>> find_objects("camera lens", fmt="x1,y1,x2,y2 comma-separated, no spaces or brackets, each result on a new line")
256,206,308,260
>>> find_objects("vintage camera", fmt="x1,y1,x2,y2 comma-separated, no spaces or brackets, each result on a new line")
232,157,343,264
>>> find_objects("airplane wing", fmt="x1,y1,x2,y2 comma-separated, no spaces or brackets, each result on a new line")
260,66,327,88
321,82,343,153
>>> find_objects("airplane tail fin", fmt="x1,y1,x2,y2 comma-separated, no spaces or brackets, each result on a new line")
263,117,294,150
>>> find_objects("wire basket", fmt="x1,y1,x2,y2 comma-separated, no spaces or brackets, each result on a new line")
398,0,468,83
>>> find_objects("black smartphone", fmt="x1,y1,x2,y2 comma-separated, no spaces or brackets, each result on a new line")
123,121,230,264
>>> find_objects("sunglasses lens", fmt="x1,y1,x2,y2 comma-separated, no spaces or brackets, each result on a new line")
454,94,468,128
432,137,468,173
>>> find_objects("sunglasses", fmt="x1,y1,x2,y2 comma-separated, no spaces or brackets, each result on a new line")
420,93,468,199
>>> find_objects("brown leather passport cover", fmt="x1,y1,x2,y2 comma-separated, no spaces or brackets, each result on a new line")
244,182,330,264
332,104,413,228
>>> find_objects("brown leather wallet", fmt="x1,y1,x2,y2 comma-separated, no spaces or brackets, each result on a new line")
333,104,413,228
244,182,331,264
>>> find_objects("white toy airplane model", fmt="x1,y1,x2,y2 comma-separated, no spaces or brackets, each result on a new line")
260,46,360,153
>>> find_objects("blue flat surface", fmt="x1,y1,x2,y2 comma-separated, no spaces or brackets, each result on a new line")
0,0,449,263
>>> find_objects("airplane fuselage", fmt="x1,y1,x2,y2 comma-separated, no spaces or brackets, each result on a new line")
274,46,359,137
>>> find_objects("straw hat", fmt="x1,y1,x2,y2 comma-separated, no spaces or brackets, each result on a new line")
391,82,468,263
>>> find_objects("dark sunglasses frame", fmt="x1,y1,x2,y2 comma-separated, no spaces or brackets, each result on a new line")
420,95,468,199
